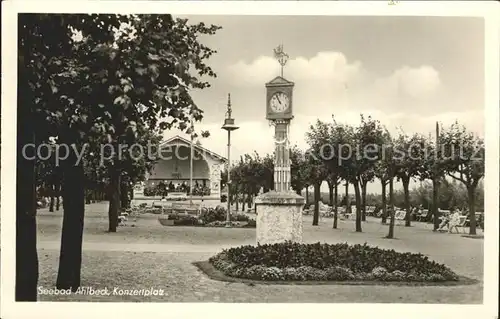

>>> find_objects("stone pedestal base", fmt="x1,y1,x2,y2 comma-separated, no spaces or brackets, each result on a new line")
255,191,305,245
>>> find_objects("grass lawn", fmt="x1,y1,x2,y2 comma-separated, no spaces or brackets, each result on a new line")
8,203,486,302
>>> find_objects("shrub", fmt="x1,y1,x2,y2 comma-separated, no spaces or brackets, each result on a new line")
371,266,388,279
167,213,179,220
177,215,199,226
205,221,242,227
198,206,250,224
325,266,355,281
387,270,406,281
164,213,199,226
243,219,256,228
208,241,459,282
231,213,250,222
260,266,285,281
199,206,227,224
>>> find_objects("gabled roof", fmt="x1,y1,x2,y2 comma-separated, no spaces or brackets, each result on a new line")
160,135,227,162
265,76,295,86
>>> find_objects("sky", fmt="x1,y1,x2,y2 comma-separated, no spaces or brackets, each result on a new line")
165,15,485,194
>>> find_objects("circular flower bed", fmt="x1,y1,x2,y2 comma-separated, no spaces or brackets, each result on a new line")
208,242,459,282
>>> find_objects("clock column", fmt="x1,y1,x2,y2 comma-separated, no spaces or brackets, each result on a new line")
274,120,291,192
255,44,305,245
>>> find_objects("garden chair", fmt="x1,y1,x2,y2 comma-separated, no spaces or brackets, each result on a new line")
344,211,354,220
337,207,346,220
456,216,468,233
342,206,356,220
395,210,406,225
416,209,430,222
118,214,127,226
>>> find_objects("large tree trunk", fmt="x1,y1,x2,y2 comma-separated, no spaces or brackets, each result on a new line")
381,180,387,224
361,182,367,222
56,161,85,291
432,178,440,231
386,178,395,238
403,178,411,227
333,182,338,229
328,181,334,206
345,181,350,213
49,185,55,212
305,186,309,205
241,193,246,211
55,181,61,211
16,73,39,301
108,169,121,232
312,182,320,226
353,180,362,232
247,194,253,209
120,181,129,209
85,189,91,204
467,186,477,235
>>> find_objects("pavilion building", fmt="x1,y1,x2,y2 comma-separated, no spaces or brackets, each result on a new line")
133,135,226,201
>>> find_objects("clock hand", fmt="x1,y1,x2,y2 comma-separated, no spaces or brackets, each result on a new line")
276,96,282,104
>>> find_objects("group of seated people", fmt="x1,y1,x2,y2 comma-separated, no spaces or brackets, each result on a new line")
191,184,211,196
163,181,188,192
151,181,210,196
437,208,484,232
437,209,462,233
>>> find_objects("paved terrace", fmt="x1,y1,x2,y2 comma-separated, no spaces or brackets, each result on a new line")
2,203,484,303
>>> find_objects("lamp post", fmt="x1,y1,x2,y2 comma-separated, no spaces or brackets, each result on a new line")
221,93,239,227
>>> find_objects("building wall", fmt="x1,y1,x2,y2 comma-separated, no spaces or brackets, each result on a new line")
147,143,224,197
149,156,209,180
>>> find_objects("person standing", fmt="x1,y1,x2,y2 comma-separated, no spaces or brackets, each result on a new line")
448,209,461,233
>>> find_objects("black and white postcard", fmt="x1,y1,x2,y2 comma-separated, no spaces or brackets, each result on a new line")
1,1,499,319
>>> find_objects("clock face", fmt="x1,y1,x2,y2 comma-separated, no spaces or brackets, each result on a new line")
270,92,290,113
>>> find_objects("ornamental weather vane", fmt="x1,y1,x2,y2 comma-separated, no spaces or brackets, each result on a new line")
273,44,289,77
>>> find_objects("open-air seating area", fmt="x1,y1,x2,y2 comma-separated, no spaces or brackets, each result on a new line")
302,204,339,218
415,209,430,222
137,201,204,216
118,207,141,226
300,203,485,235
436,211,484,233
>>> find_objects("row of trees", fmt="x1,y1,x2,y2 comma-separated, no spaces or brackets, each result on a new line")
228,115,484,239
300,179,484,214
18,14,220,300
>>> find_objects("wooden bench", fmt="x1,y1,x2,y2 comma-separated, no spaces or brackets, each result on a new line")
153,201,171,208
167,192,188,201
171,202,201,216
416,209,429,222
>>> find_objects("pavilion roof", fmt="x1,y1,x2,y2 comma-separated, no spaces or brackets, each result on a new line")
160,135,227,162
